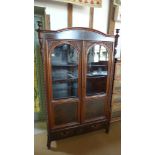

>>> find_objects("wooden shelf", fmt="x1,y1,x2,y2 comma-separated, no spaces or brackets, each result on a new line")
52,64,78,67
53,86,77,91
53,78,78,83
54,96,77,100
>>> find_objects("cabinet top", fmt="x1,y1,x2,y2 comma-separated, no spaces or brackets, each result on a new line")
37,27,115,42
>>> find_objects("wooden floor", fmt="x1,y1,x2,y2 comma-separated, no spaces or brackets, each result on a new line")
34,121,121,155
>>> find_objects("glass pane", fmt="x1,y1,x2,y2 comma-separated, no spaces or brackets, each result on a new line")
51,44,79,99
86,45,108,96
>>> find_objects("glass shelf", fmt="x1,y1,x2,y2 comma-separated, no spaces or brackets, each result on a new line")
87,71,107,77
87,76,107,79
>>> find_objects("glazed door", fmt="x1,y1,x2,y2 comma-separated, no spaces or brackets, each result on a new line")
82,42,111,122
48,41,82,128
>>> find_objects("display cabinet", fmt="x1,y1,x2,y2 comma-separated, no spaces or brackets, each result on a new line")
37,22,118,149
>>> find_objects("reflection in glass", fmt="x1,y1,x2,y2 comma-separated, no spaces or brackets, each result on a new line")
51,44,79,99
87,45,108,96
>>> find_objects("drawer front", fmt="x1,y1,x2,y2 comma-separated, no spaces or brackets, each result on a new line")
50,121,107,141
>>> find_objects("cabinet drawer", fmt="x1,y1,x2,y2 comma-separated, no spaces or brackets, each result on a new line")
113,80,121,93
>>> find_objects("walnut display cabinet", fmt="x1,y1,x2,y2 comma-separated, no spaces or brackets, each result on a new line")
37,22,117,149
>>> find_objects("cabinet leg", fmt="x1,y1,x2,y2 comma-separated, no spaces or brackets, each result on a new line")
105,124,110,134
47,137,51,149
105,126,109,133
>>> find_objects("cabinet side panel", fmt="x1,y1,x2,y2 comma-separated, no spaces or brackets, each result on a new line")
114,62,121,80
112,93,121,112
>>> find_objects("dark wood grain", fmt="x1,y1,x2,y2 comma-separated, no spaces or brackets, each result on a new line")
37,27,115,42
